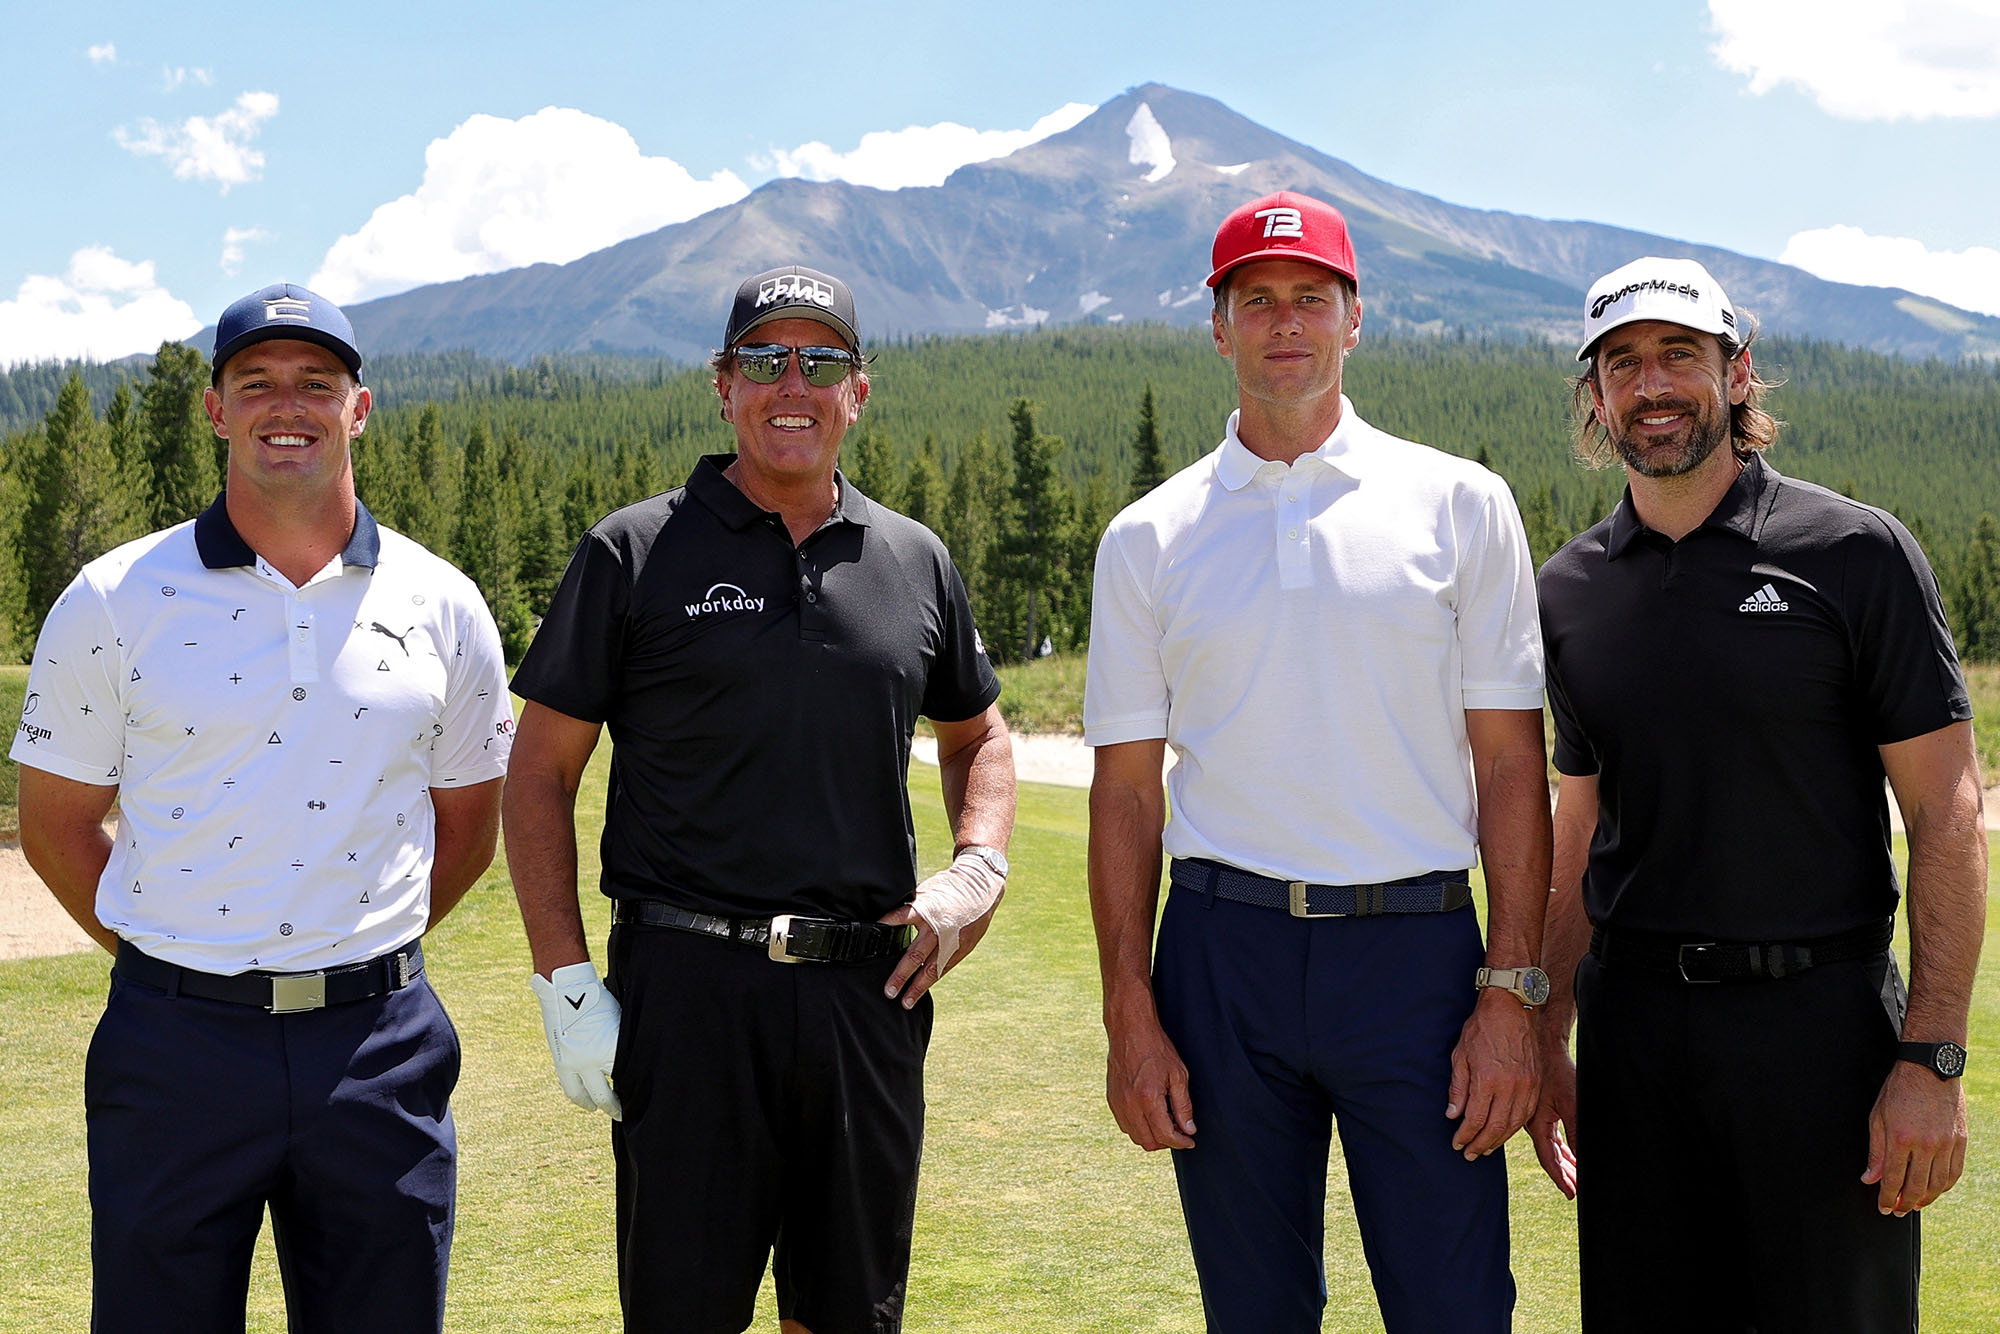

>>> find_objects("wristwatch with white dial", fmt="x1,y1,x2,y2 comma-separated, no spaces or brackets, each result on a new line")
1897,1040,1967,1080
1475,965,1552,1008
958,844,1009,879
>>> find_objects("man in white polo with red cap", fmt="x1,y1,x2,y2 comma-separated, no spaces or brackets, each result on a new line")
1531,257,1983,1331
1085,192,1552,1331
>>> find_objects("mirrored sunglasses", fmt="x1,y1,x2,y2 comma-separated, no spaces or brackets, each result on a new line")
732,343,859,388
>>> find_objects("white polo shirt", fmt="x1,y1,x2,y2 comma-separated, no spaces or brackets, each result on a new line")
1084,396,1544,884
11,499,512,974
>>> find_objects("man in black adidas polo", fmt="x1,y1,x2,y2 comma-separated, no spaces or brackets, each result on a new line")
503,265,1015,1334
1529,257,1986,1332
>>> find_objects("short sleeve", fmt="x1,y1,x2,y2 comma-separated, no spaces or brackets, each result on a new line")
511,532,632,723
1846,516,1972,744
1454,477,1545,711
429,591,513,787
8,575,125,785
918,555,1002,724
1082,521,1170,747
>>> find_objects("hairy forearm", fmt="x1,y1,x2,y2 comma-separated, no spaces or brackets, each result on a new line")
1088,769,1167,1023
936,707,1016,853
502,770,592,977
1540,774,1599,1042
1901,782,1987,1044
1468,711,1553,966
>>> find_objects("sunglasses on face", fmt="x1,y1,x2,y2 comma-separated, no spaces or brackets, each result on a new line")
732,343,859,387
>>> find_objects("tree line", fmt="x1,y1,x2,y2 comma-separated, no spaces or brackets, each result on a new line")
5,326,2000,665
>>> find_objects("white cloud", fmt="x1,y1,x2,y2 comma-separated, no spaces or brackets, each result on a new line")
0,247,201,369
309,107,749,305
162,66,215,92
1780,224,2000,317
1079,291,1112,315
1126,103,1175,182
762,102,1095,190
985,303,1051,329
1708,0,2000,119
86,43,116,65
114,90,279,191
220,226,275,276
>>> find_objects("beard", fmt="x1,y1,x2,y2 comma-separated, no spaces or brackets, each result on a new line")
1610,400,1731,479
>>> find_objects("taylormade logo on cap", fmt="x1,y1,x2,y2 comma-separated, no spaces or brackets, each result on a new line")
1578,256,1739,362
757,274,836,311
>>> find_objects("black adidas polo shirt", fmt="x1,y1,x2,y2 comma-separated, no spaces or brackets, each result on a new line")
1539,453,1970,938
513,454,1000,921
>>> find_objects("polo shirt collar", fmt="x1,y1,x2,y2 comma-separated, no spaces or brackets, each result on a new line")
1215,396,1369,491
688,453,874,531
1603,451,1774,559
192,491,381,570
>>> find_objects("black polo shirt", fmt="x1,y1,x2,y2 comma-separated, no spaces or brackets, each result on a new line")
1539,453,1969,938
512,454,1001,921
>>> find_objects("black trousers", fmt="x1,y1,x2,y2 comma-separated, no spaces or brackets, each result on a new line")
1574,948,1918,1333
606,923,933,1334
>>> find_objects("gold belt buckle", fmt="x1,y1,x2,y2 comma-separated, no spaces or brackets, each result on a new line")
268,973,328,1013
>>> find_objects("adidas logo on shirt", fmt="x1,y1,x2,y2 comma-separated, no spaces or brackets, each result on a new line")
1738,583,1790,613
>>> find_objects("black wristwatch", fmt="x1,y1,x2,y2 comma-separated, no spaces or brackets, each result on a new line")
1897,1041,1967,1080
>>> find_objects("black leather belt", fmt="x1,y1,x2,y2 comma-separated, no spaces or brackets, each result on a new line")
611,900,914,964
114,940,421,1013
1590,918,1894,983
1170,858,1473,918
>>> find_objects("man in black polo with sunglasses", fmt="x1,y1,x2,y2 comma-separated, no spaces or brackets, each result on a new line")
505,263,1015,1334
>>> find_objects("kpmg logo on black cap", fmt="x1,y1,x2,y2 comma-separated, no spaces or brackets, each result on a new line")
757,274,836,311
264,295,313,323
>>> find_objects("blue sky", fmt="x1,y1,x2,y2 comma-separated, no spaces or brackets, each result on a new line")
5,0,1998,366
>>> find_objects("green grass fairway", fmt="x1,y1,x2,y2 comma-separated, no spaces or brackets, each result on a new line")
3,756,1997,1330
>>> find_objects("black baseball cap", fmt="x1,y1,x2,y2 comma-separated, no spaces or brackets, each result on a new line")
722,265,860,352
211,282,362,383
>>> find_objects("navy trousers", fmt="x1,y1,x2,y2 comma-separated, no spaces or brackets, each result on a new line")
84,948,460,1334
1153,886,1513,1334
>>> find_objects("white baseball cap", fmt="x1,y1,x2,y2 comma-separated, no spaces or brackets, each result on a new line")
1577,256,1738,362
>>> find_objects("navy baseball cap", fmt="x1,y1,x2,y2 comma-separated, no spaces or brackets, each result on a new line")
722,265,861,352
211,282,363,383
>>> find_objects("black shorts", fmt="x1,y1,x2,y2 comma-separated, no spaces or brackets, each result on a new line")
606,921,933,1334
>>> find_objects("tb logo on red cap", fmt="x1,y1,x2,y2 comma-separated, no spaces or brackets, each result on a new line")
1255,207,1305,239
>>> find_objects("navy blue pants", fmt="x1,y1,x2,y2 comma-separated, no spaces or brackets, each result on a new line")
1153,886,1513,1334
84,948,460,1333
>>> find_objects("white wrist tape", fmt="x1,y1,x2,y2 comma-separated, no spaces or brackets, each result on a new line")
909,850,1006,971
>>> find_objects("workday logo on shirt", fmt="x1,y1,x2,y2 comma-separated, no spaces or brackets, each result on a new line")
684,582,766,618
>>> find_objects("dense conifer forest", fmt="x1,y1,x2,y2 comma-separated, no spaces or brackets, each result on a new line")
3,324,1998,665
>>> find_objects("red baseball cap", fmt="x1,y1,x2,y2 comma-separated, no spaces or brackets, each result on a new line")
1207,191,1358,289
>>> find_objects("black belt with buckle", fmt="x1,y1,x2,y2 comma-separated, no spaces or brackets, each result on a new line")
114,940,420,1013
1169,858,1474,918
1590,918,1894,983
611,899,915,964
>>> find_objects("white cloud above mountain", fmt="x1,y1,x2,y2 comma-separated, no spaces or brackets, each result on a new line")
1781,224,2000,317
220,226,275,276
1708,0,2000,119
309,107,749,305
86,43,116,65
761,102,1094,189
0,248,199,368
114,91,279,191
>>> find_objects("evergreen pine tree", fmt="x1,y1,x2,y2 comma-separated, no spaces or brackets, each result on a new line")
1129,383,1167,501
100,381,147,548
942,430,1007,646
998,399,1074,659
19,374,120,635
903,435,944,532
403,404,450,550
139,341,216,527
841,427,901,511
1954,514,2000,661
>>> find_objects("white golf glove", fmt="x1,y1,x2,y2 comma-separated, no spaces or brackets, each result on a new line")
529,961,623,1119
910,850,1007,972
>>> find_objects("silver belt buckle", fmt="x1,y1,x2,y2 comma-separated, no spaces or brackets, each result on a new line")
767,914,802,964
1677,941,1723,984
1288,882,1346,918
268,972,328,1013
